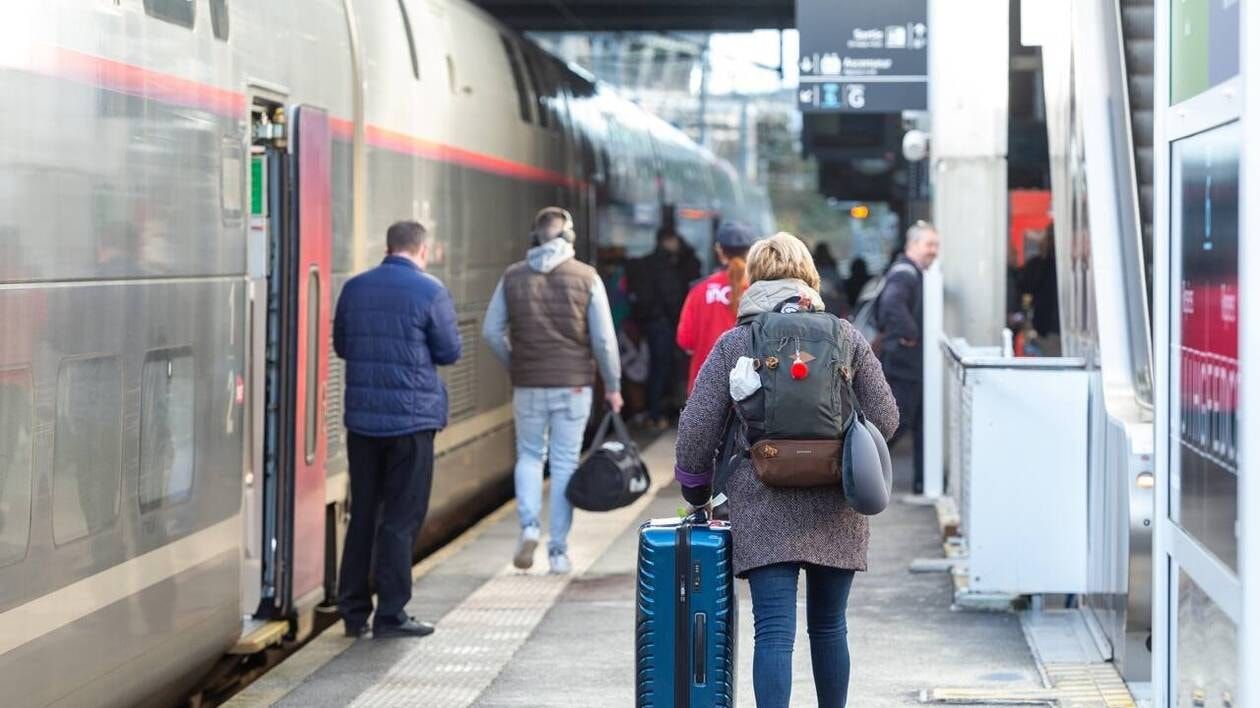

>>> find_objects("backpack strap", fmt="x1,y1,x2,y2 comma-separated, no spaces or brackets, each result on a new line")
870,261,920,330
831,318,866,422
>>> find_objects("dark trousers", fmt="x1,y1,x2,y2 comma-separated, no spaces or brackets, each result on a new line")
645,318,676,420
338,430,435,629
747,563,856,707
888,376,924,493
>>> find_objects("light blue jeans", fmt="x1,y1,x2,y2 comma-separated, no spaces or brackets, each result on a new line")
512,386,593,554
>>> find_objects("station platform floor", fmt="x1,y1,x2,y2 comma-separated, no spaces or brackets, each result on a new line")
225,432,1113,707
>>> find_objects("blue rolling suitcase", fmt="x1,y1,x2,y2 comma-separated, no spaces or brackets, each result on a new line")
635,512,737,707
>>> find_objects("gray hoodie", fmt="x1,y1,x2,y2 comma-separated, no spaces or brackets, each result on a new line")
481,238,622,392
737,278,826,319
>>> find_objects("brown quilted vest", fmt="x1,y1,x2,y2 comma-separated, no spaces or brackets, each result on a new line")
502,258,597,388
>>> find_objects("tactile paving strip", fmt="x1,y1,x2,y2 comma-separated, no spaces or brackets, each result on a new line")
924,662,1136,707
1042,663,1137,707
349,438,677,708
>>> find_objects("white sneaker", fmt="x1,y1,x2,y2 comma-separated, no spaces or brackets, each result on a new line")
548,551,572,575
514,527,540,569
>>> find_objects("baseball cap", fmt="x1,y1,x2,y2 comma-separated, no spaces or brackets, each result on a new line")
716,221,757,249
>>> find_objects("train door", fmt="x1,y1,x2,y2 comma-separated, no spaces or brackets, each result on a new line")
248,100,331,625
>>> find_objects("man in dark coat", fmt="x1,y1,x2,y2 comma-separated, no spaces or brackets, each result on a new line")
1017,223,1061,355
627,226,700,428
333,220,461,638
876,220,940,494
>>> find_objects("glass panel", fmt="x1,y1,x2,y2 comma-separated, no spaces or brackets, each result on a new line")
209,0,229,40
1176,570,1237,706
522,52,551,128
1169,121,1240,570
53,356,122,544
501,36,533,123
305,270,320,464
143,0,195,28
0,369,33,567
1170,0,1239,104
140,350,196,512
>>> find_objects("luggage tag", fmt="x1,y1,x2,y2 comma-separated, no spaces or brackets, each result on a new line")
729,356,762,401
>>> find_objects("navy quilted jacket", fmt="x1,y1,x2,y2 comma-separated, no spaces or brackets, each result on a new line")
333,255,462,436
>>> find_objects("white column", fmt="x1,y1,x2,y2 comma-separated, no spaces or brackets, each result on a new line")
928,0,1008,347
922,264,944,497
926,0,1009,498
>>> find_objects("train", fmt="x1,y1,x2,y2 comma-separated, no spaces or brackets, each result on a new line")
0,2,773,706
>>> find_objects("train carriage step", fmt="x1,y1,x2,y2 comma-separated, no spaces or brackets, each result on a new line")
230,620,289,655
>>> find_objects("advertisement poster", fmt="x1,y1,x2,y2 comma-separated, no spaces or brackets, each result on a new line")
1172,121,1239,571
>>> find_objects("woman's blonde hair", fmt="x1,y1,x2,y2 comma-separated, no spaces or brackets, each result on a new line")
746,232,821,291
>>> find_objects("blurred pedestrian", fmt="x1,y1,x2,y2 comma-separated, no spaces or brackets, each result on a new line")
875,220,940,494
674,231,898,707
1017,222,1061,356
843,256,871,312
334,220,461,639
812,242,846,315
676,221,759,393
482,207,623,575
628,225,699,429
619,319,650,421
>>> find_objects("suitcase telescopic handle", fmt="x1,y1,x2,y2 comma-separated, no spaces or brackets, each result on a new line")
693,613,707,686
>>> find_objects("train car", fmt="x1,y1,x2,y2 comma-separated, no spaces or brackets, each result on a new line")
0,2,771,707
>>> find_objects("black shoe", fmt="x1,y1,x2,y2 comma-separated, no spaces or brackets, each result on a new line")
344,622,369,638
373,617,435,638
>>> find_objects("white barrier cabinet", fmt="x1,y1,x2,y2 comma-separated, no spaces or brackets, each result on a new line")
944,338,1089,595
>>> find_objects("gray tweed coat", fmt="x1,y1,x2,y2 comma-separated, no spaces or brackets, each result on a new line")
674,318,899,576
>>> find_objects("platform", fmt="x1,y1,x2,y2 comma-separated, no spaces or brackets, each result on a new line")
226,433,1098,707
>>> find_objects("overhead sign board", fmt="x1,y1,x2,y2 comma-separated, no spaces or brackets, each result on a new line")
796,0,928,113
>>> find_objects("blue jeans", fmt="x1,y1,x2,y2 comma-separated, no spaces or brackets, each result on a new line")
644,318,676,421
747,563,856,708
512,386,592,554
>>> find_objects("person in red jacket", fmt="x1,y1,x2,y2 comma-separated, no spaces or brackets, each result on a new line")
676,221,760,393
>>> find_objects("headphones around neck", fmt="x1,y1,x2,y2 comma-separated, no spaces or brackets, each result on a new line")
530,207,576,246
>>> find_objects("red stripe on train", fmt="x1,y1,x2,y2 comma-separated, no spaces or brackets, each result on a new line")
53,46,246,116
364,125,580,188
41,48,579,188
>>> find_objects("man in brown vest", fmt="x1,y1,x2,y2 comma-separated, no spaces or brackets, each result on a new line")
482,207,623,574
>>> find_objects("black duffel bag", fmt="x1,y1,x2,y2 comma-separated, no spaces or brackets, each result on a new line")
566,410,651,512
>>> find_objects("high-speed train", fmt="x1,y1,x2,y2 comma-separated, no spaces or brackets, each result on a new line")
0,2,772,706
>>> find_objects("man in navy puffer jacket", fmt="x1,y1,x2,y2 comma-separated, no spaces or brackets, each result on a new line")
333,220,461,639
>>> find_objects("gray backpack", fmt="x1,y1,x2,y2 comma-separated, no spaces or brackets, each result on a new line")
734,309,892,515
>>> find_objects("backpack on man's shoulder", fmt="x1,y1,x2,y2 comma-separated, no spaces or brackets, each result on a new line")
851,261,919,347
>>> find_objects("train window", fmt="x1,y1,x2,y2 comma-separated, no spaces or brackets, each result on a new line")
500,36,533,123
304,270,320,464
52,356,123,545
139,349,196,513
521,52,550,129
0,369,34,567
397,0,420,81
143,0,195,29
209,0,228,41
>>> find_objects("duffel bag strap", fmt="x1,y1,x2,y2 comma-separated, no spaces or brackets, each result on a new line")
607,409,637,451
586,409,616,454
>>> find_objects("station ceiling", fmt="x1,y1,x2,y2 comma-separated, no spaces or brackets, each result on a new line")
470,0,794,31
